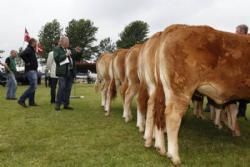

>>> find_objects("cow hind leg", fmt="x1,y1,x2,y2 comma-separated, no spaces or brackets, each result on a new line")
120,81,128,118
228,104,241,136
105,79,117,116
137,108,145,133
101,90,106,107
144,87,156,148
210,105,215,121
123,84,138,122
165,95,189,166
137,83,148,132
153,82,166,155
214,108,223,129
154,126,166,156
193,100,198,117
101,81,109,108
197,100,205,120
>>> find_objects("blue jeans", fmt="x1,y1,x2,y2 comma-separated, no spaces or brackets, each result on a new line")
56,75,73,107
19,71,38,104
6,72,17,98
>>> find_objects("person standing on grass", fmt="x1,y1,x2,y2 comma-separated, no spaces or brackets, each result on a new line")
4,50,18,100
235,24,249,120
53,36,82,111
18,38,39,107
46,41,59,104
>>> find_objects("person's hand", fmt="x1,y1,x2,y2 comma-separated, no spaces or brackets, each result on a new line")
75,46,82,53
66,49,71,57
0,62,6,67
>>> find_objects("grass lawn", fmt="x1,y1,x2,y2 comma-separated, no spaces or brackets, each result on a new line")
0,84,249,167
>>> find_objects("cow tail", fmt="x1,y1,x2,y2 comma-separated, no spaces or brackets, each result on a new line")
120,79,128,101
154,81,166,130
137,81,149,114
110,79,117,100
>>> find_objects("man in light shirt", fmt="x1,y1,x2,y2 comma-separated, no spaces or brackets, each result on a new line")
46,41,59,104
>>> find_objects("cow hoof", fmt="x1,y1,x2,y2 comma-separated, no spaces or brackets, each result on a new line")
171,159,181,167
167,154,181,167
102,107,106,111
215,124,223,130
105,112,110,117
167,152,172,159
139,127,144,133
125,117,132,123
199,115,206,120
232,131,241,137
125,117,129,123
156,147,166,156
144,140,152,148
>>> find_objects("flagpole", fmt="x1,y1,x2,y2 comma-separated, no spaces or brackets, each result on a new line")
23,27,26,49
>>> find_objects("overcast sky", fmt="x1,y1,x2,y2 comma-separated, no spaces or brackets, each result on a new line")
0,0,249,55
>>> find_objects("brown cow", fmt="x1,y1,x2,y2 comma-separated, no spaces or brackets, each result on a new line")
158,24,250,165
95,53,113,108
138,32,166,155
123,44,143,123
105,49,129,116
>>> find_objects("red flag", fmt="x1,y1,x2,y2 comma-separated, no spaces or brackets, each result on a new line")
36,43,43,54
24,28,30,42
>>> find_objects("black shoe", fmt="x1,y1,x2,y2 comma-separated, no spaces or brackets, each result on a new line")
64,106,74,110
55,105,60,111
18,101,27,108
29,103,39,107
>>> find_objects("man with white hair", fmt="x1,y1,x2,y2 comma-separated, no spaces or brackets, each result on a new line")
4,50,17,100
53,36,82,111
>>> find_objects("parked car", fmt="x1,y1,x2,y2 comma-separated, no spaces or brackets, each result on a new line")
15,71,42,85
0,71,7,87
76,70,96,84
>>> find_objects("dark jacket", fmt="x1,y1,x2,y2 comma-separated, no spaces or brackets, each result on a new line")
53,46,82,77
20,45,38,72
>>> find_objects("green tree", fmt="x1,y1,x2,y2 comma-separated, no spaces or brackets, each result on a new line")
66,19,98,60
98,37,116,54
38,19,62,58
116,20,149,49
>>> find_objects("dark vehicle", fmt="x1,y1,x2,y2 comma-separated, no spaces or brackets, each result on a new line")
76,71,96,84
15,72,42,85
0,71,7,86
74,62,96,84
